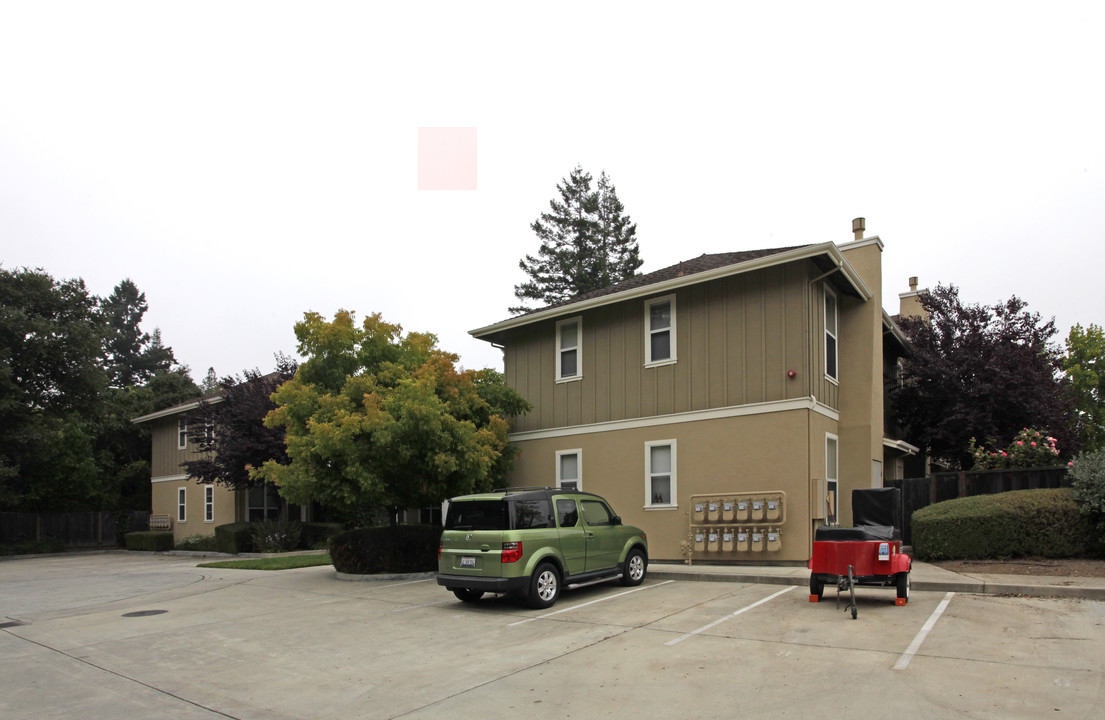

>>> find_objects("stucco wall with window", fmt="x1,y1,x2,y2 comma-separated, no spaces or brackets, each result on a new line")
151,480,238,541
505,408,820,563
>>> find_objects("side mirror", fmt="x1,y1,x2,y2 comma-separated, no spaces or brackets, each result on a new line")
612,515,622,525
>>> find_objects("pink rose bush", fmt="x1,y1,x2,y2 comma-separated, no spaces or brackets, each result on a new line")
970,428,1061,470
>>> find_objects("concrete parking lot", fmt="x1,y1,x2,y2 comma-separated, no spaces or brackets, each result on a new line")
2,551,1103,719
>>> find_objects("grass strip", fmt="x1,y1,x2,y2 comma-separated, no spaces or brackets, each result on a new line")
198,554,332,571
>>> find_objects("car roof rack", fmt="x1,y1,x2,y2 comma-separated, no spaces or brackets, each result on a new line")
490,486,607,500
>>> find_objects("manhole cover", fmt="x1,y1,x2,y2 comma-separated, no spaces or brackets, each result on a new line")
122,610,168,618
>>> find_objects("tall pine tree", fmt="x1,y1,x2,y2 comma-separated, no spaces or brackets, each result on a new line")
101,279,175,387
512,166,642,314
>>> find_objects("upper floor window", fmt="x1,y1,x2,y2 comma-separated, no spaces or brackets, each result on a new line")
556,317,582,382
645,295,676,366
556,449,581,490
177,417,188,449
824,287,839,382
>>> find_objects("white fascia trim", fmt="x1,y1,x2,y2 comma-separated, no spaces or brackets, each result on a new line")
509,397,841,442
883,437,920,455
883,310,909,349
152,473,190,484
471,243,872,339
132,396,225,425
838,235,884,253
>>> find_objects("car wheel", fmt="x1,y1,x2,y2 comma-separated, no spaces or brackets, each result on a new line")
896,571,910,602
809,573,824,600
528,562,560,609
452,588,484,603
621,548,647,586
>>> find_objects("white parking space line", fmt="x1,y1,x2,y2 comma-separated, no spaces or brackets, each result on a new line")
507,580,675,627
893,591,955,671
393,599,455,612
373,578,434,590
665,586,796,646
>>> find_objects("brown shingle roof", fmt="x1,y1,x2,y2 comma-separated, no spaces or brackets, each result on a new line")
517,245,810,317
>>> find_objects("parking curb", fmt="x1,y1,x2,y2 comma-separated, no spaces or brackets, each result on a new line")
647,569,1105,601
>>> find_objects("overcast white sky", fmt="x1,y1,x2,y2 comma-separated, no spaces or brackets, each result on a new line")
2,2,1102,381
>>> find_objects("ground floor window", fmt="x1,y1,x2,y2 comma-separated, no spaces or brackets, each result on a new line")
826,434,839,524
204,485,214,522
418,506,442,525
248,483,282,521
645,440,677,508
177,487,187,522
556,449,581,490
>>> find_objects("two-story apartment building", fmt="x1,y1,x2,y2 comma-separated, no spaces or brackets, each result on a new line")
131,393,292,542
470,218,917,564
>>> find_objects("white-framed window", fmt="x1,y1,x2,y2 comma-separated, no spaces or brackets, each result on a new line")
177,487,187,523
556,449,581,490
645,439,677,509
645,295,676,366
556,317,582,382
204,485,214,523
825,287,839,382
825,433,839,524
178,417,188,449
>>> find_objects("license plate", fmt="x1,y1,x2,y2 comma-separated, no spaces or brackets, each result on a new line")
460,556,476,568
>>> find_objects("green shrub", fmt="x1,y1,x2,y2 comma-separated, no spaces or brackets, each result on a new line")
911,488,1096,561
251,519,302,553
1070,450,1105,531
125,531,174,551
330,524,441,574
2,537,67,555
215,522,255,554
174,534,218,551
302,522,344,550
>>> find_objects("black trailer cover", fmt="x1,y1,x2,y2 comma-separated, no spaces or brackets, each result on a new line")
851,488,902,538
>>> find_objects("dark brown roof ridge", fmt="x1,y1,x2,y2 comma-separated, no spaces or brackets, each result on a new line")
515,245,811,318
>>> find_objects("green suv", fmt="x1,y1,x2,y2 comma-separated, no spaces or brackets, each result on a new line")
437,487,648,608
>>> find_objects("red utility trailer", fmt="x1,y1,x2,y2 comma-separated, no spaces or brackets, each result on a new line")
808,488,911,619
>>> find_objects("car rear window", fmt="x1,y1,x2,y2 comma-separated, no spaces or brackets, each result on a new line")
445,500,507,530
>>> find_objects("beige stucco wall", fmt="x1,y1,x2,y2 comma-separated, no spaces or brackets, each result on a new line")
152,480,239,541
836,240,886,503
506,407,833,564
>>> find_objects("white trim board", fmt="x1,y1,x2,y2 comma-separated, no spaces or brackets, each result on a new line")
508,397,839,442
151,474,189,484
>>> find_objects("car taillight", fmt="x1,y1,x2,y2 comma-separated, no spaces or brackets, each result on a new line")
438,544,443,561
501,541,522,563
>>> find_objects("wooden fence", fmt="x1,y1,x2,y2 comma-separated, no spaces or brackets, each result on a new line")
1,511,150,549
886,466,1070,545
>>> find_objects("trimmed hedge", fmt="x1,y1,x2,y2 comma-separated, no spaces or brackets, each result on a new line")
215,522,255,554
302,522,344,549
330,524,441,575
911,488,1096,561
125,531,174,551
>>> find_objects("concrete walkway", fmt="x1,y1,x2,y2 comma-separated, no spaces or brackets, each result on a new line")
648,558,1105,600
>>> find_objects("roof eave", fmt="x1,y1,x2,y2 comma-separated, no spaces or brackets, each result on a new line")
131,395,225,424
472,243,872,340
